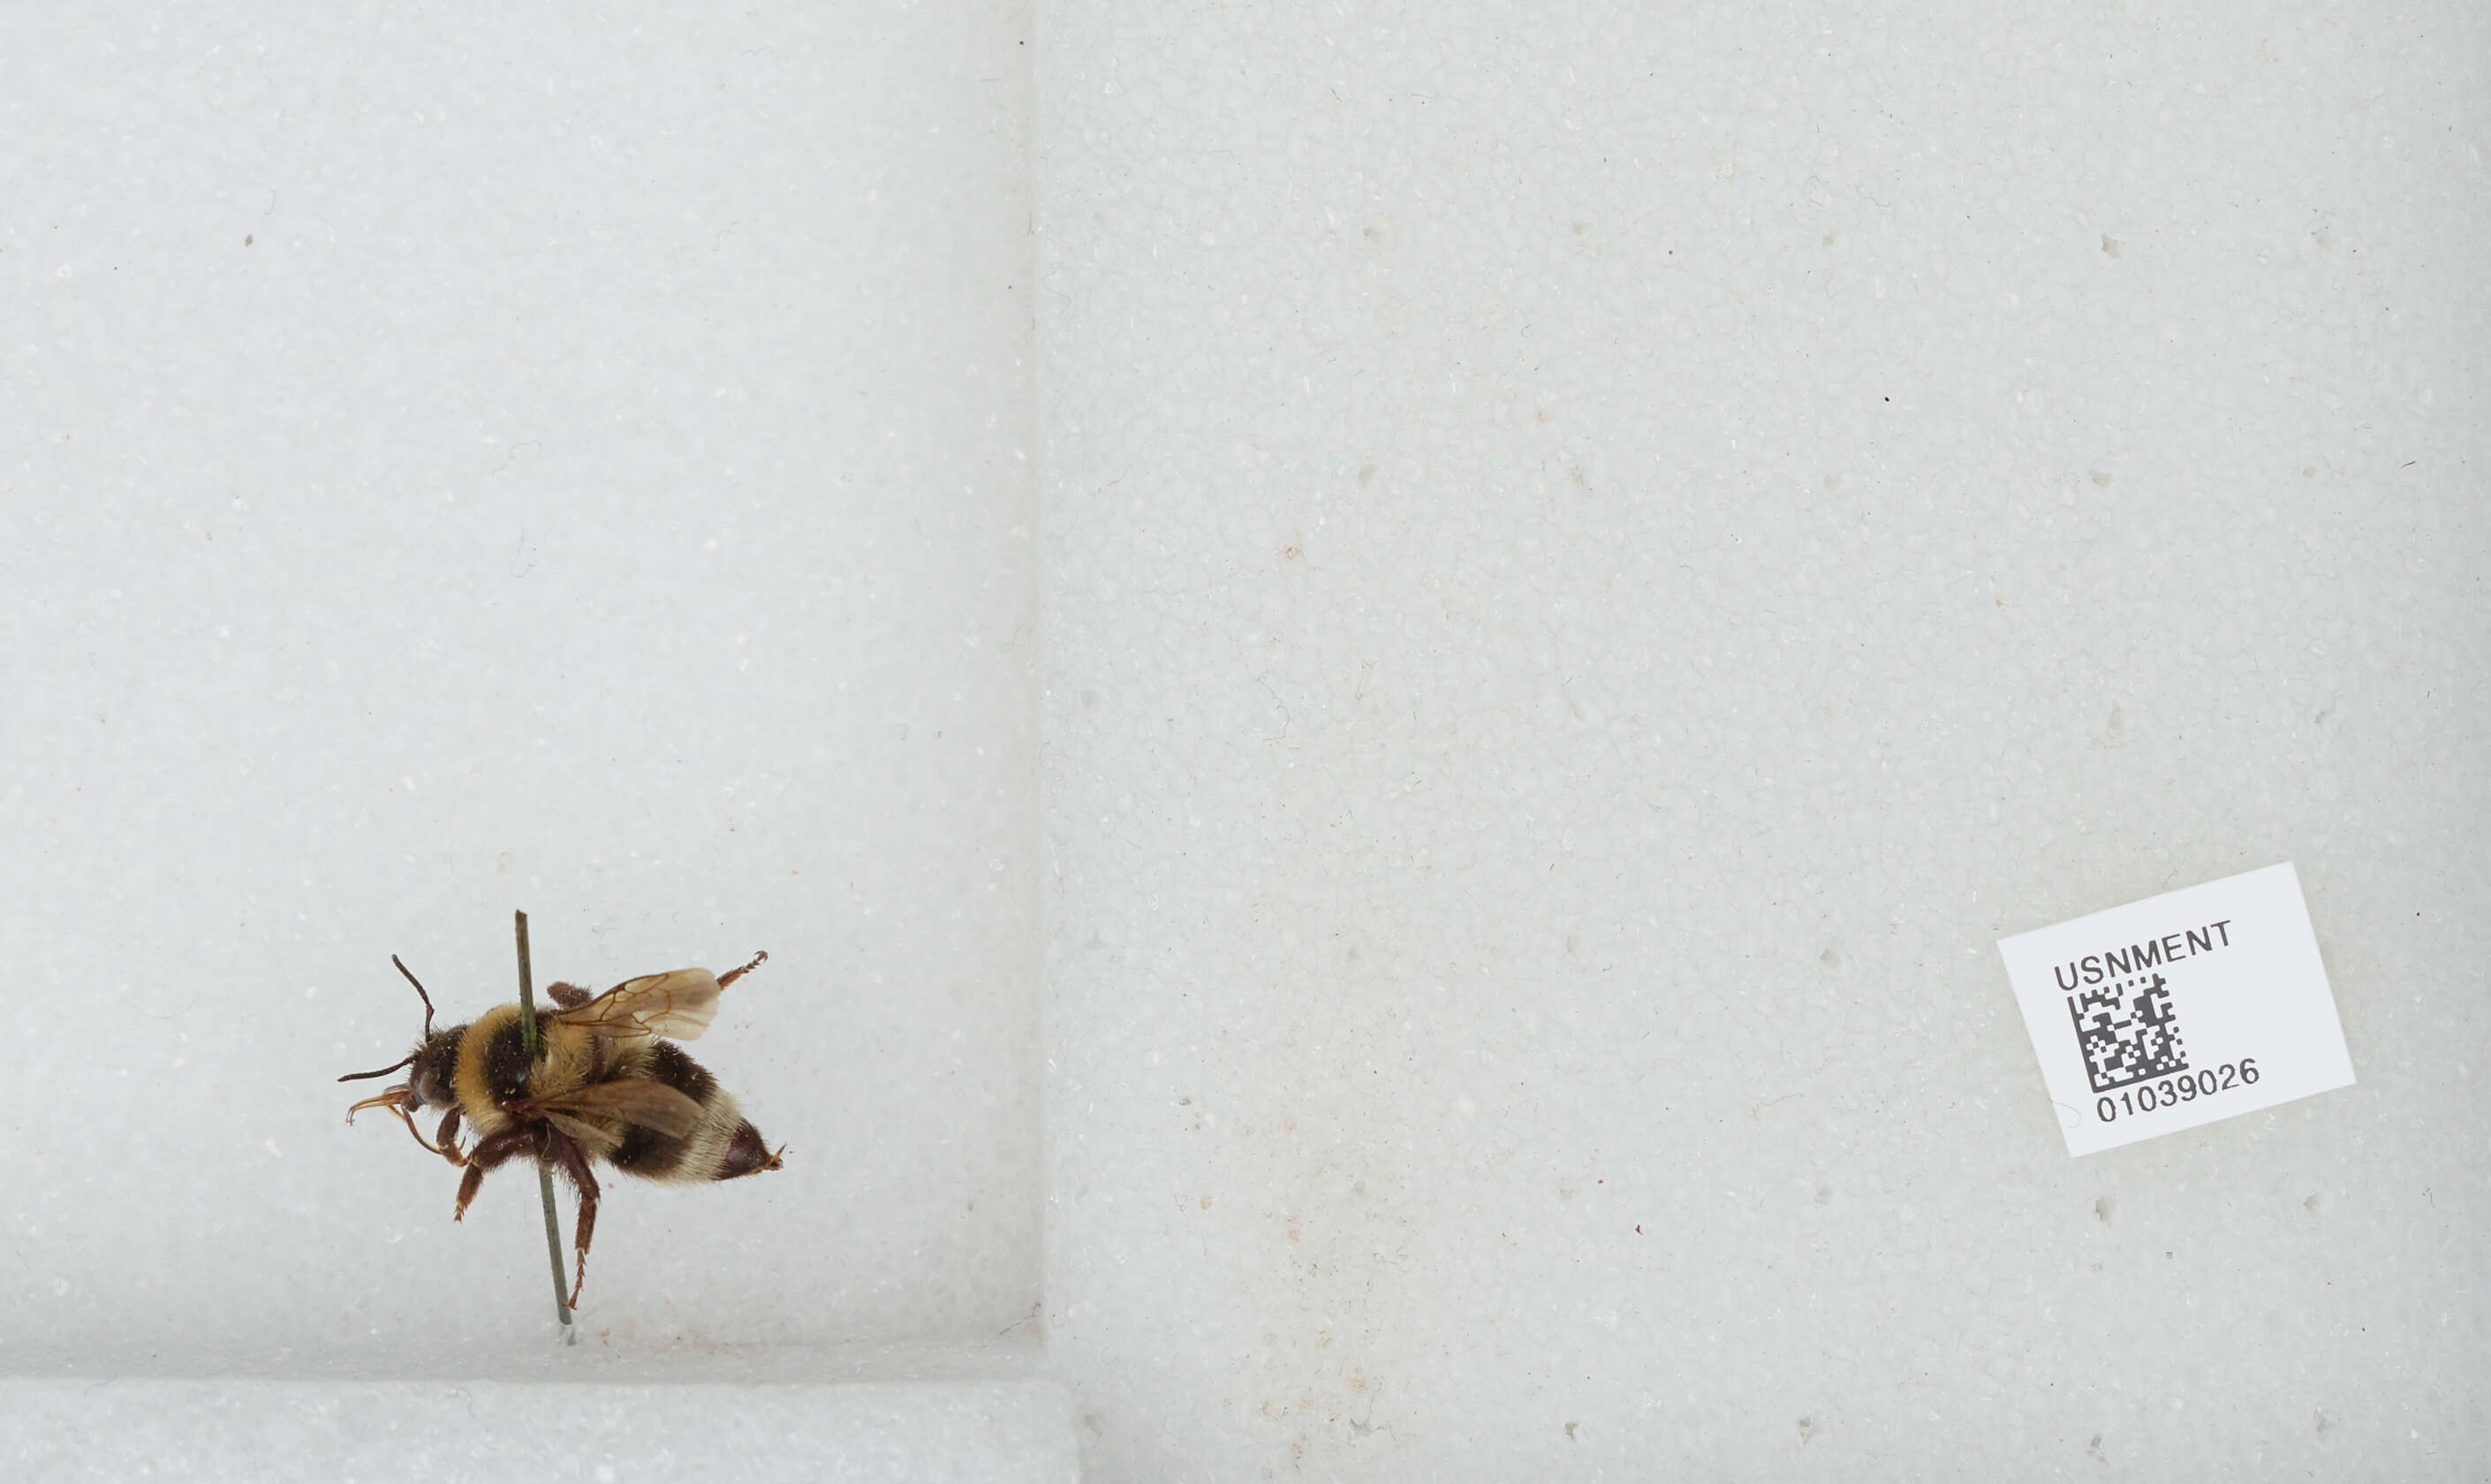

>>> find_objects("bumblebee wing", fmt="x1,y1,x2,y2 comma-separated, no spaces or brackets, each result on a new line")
546,968,722,1041
541,1109,610,1147
526,1079,705,1140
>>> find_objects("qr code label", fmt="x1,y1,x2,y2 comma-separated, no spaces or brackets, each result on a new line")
2000,863,2354,1155
2066,972,2188,1094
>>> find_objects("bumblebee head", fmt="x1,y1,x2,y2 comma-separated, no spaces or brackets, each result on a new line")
405,1027,463,1110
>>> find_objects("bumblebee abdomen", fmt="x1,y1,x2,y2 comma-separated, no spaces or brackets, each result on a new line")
713,1117,778,1179
607,1041,777,1185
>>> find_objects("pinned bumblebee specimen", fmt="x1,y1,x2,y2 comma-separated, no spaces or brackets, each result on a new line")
340,951,784,1306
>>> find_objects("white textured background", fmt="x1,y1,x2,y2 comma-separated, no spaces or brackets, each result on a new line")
1039,2,2487,1479
1,0,1038,1368
1,1376,1078,1484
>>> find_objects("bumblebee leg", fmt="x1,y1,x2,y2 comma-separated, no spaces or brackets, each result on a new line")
345,1086,413,1124
716,950,769,989
435,1108,466,1167
545,981,593,1010
387,1103,455,1162
548,1132,601,1308
452,1126,535,1222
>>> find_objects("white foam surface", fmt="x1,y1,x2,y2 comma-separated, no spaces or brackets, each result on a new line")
0,0,1044,1446
4,1341,1072,1484
1038,1,2488,1478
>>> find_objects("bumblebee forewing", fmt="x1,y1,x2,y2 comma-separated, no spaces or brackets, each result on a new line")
528,1079,707,1140
549,968,723,1041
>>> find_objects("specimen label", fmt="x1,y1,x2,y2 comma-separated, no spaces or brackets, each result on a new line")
1997,862,2354,1156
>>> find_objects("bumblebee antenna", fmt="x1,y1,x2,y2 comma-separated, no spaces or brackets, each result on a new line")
337,1053,416,1084
338,954,440,1082
392,954,437,1038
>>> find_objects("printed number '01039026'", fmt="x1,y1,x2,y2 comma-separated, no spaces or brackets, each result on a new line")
2094,1059,2259,1123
